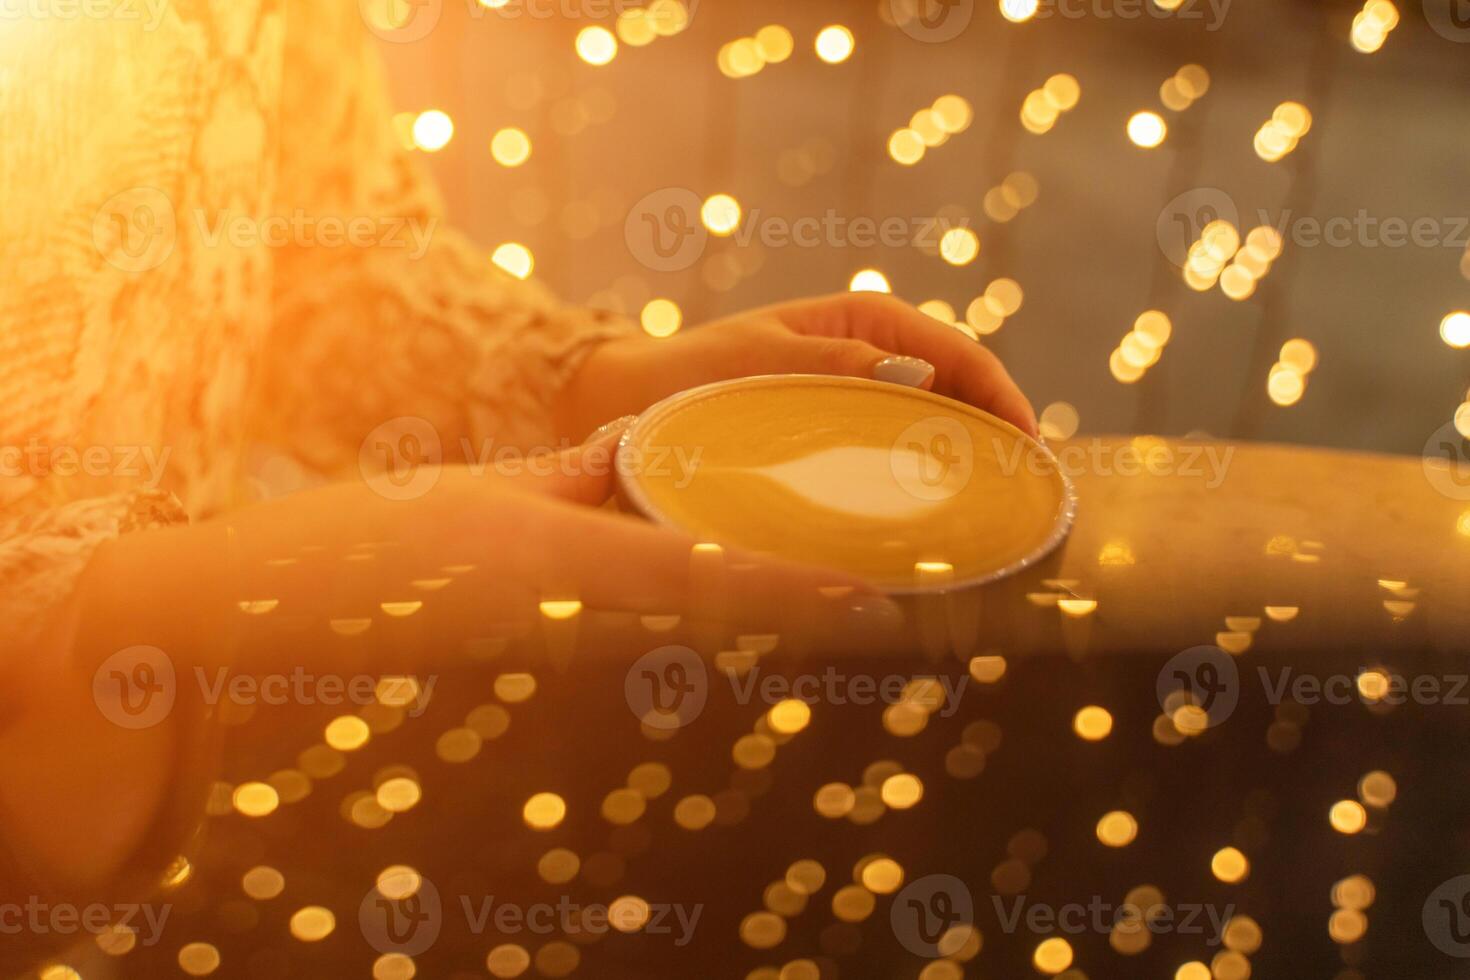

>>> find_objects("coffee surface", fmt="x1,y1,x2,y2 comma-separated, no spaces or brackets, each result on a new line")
620,376,1072,590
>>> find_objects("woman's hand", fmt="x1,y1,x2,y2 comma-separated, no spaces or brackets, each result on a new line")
557,292,1038,441
4,428,902,897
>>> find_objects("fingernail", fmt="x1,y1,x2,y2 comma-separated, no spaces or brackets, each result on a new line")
874,356,936,389
584,415,638,445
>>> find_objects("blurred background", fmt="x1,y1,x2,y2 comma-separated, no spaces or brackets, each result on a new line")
367,0,1470,456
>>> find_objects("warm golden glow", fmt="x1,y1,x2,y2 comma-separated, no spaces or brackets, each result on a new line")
940,227,981,266
376,865,422,901
814,25,855,64
523,792,568,830
860,856,905,893
1073,706,1113,741
490,127,531,167
1096,810,1138,847
376,776,422,813
178,942,222,977
754,25,795,63
486,945,532,978
491,242,534,280
701,193,742,235
411,109,454,152
880,773,924,809
1442,311,1470,349
1000,0,1040,21
289,906,336,942
849,268,892,293
768,698,812,734
1222,915,1263,953
1211,846,1249,882
739,911,787,948
640,298,683,338
536,599,581,621
786,859,827,895
230,781,279,818
674,794,717,830
575,26,618,65
1330,799,1368,834
1333,873,1376,910
1356,669,1390,701
1127,111,1167,148
1032,937,1074,974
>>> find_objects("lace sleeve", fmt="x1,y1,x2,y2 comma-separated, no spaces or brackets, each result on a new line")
253,4,636,472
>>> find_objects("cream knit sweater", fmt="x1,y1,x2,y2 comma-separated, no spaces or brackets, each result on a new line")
0,1,630,644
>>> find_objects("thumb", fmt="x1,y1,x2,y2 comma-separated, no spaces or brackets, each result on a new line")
510,416,637,506
782,335,937,390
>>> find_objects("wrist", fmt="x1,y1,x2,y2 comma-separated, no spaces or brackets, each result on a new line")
554,333,659,441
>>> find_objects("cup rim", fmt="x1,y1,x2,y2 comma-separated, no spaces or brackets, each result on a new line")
615,373,1078,594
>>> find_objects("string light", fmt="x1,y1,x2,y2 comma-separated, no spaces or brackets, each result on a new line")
1127,111,1167,148
1351,0,1399,52
575,26,618,66
983,171,1039,222
491,243,534,280
1022,74,1081,135
889,95,973,164
410,110,454,152
1441,311,1470,348
1000,0,1041,22
939,227,980,266
849,269,891,294
1161,64,1210,110
814,25,855,64
700,194,742,236
1269,338,1318,407
640,298,683,338
1110,310,1173,383
1255,102,1312,162
490,127,531,167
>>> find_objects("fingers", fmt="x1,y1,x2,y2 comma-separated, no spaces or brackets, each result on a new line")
529,498,900,630
775,293,1040,437
505,418,636,506
768,332,936,392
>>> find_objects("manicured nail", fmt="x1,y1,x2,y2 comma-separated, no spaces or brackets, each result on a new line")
584,415,638,445
874,356,936,388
